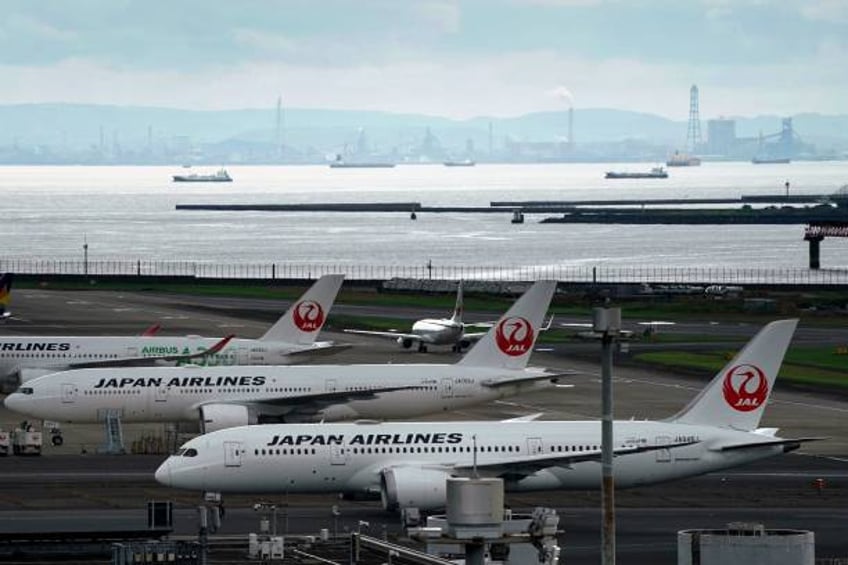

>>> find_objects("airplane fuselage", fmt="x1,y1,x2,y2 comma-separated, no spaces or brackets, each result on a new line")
156,420,786,504
0,336,330,387
6,364,554,425
410,319,464,345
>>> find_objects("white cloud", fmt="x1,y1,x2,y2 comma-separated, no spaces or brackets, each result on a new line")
410,1,462,34
4,14,77,42
0,45,845,120
231,29,298,53
798,0,848,23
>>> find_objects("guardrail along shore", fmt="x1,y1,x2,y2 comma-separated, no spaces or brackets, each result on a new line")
1,259,846,286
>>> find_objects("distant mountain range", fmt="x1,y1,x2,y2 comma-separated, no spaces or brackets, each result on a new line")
1,103,846,163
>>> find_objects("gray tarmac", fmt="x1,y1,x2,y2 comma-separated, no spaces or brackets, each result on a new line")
1,287,847,564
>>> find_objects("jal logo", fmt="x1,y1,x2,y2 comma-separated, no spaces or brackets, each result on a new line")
494,316,534,356
292,300,325,332
722,364,769,412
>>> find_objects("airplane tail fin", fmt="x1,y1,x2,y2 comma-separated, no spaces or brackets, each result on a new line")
668,319,798,432
0,273,13,318
259,275,345,344
449,280,464,324
457,280,556,370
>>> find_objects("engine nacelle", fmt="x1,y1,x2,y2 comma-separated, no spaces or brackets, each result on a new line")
2,367,53,393
397,337,414,349
380,467,450,511
199,403,254,433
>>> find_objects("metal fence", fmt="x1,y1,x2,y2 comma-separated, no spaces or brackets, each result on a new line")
2,258,847,286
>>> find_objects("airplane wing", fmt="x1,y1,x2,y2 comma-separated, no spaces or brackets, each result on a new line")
481,371,578,388
343,329,428,343
283,343,354,358
231,384,427,418
716,437,826,452
451,440,699,479
66,335,235,369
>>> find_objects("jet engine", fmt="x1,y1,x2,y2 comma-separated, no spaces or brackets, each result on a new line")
380,467,450,511
199,404,254,433
397,337,414,349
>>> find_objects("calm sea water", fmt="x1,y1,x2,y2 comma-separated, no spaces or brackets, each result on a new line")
1,162,847,271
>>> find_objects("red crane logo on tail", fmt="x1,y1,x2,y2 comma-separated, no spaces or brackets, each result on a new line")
292,300,325,332
722,364,769,412
494,316,534,357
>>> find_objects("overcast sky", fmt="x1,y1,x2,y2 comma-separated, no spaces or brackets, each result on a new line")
1,0,846,120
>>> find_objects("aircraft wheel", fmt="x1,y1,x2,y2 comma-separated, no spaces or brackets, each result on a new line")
418,343,428,353
51,434,64,447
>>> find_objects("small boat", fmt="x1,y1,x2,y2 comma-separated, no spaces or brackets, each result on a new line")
444,159,475,167
173,168,232,182
752,157,790,164
605,166,668,179
329,154,395,168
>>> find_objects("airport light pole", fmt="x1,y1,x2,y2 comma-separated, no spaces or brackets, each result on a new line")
593,307,621,565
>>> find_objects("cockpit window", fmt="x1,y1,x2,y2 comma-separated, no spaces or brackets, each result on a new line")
183,448,198,457
19,387,34,395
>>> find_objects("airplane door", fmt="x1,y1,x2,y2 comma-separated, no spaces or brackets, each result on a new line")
224,441,243,467
655,436,672,463
127,347,139,357
61,383,76,404
237,347,249,365
155,385,168,403
330,444,347,466
325,379,337,393
440,378,454,398
527,437,544,455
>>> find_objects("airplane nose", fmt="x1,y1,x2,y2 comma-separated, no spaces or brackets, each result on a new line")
3,394,23,413
154,459,172,487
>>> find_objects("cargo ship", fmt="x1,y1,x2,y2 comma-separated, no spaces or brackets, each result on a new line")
605,166,668,179
172,168,232,182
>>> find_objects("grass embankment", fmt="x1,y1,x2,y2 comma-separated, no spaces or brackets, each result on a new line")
635,347,848,391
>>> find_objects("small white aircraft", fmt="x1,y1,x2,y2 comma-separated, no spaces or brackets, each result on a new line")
155,319,822,511
5,281,565,435
344,281,540,352
0,274,345,391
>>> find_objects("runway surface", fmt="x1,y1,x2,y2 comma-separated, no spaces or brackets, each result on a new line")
1,287,847,564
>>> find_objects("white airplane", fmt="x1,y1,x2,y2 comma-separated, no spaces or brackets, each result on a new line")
154,319,822,512
0,274,345,391
344,280,524,352
0,273,13,320
5,281,565,435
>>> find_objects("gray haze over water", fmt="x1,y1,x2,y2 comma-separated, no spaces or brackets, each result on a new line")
2,162,847,272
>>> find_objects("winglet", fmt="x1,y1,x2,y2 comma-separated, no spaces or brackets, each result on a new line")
199,334,235,357
141,323,162,337
502,413,544,422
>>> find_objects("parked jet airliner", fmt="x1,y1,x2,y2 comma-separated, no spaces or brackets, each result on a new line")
345,280,502,352
155,319,821,511
5,281,564,435
0,274,345,391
